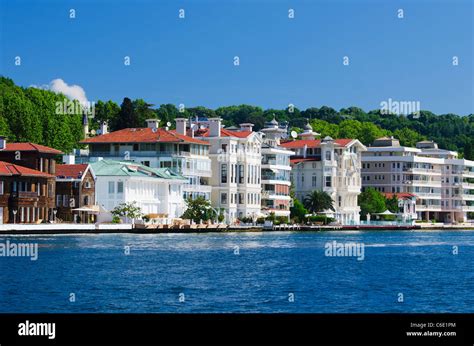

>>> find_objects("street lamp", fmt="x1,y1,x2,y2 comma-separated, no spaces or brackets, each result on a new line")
12,209,17,224
53,209,57,223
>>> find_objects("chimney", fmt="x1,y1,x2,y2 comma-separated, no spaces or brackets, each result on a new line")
175,118,187,136
100,122,108,135
208,118,222,137
62,154,75,165
0,136,6,150
240,123,254,132
145,119,160,129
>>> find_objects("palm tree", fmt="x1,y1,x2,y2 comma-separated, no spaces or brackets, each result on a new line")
303,190,335,214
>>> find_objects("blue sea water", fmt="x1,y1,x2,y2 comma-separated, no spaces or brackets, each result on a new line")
0,230,473,313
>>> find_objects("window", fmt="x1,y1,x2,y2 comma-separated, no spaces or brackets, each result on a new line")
48,183,53,197
221,164,228,183
117,182,124,194
230,193,234,204
108,181,115,194
221,144,227,153
0,181,3,195
238,165,244,184
325,151,331,161
238,193,244,204
312,175,317,187
325,176,332,187
85,180,91,188
221,193,227,204
338,196,342,207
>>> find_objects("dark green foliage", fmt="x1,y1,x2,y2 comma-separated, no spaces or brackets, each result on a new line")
0,76,83,153
358,188,387,219
385,196,399,213
2,77,473,160
290,198,308,223
303,190,335,214
358,188,401,220
181,197,216,223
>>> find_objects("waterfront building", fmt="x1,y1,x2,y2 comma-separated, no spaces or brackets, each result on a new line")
259,118,294,219
0,161,56,223
0,137,62,176
382,192,417,222
281,122,366,225
55,163,96,222
184,117,263,223
361,137,474,222
90,159,187,220
0,138,62,223
79,120,212,201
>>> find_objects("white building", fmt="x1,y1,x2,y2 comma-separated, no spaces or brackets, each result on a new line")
179,117,263,223
281,122,367,225
260,118,294,219
79,119,212,201
90,159,187,220
362,137,474,223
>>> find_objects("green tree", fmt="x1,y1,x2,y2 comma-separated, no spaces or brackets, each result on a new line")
111,201,144,224
181,197,217,223
358,188,386,219
290,197,308,223
393,127,426,147
303,190,335,214
385,195,399,213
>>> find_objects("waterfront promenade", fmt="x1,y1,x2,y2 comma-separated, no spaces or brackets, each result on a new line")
0,222,473,234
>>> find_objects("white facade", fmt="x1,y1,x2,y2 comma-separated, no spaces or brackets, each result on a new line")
190,118,263,223
362,137,474,223
260,118,294,218
282,124,366,225
91,160,186,221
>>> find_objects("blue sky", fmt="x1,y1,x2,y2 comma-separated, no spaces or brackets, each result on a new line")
0,0,472,115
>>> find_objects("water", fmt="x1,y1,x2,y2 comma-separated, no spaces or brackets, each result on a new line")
1,230,473,313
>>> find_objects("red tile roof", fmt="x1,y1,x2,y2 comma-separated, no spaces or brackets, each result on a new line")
1,142,63,154
81,128,209,145
192,128,252,138
281,139,354,149
290,157,321,164
56,164,89,179
383,193,417,200
0,161,54,178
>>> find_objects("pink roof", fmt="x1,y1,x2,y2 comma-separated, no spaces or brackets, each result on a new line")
81,128,209,145
56,164,89,179
281,139,354,149
2,142,63,154
0,161,54,178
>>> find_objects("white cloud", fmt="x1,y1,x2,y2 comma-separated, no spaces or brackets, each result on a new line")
49,79,89,107
31,79,90,107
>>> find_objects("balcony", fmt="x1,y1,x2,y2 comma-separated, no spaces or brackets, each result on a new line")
261,191,291,200
10,191,40,199
183,185,212,193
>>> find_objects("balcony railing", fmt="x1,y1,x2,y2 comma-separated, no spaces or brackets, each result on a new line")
10,191,40,199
